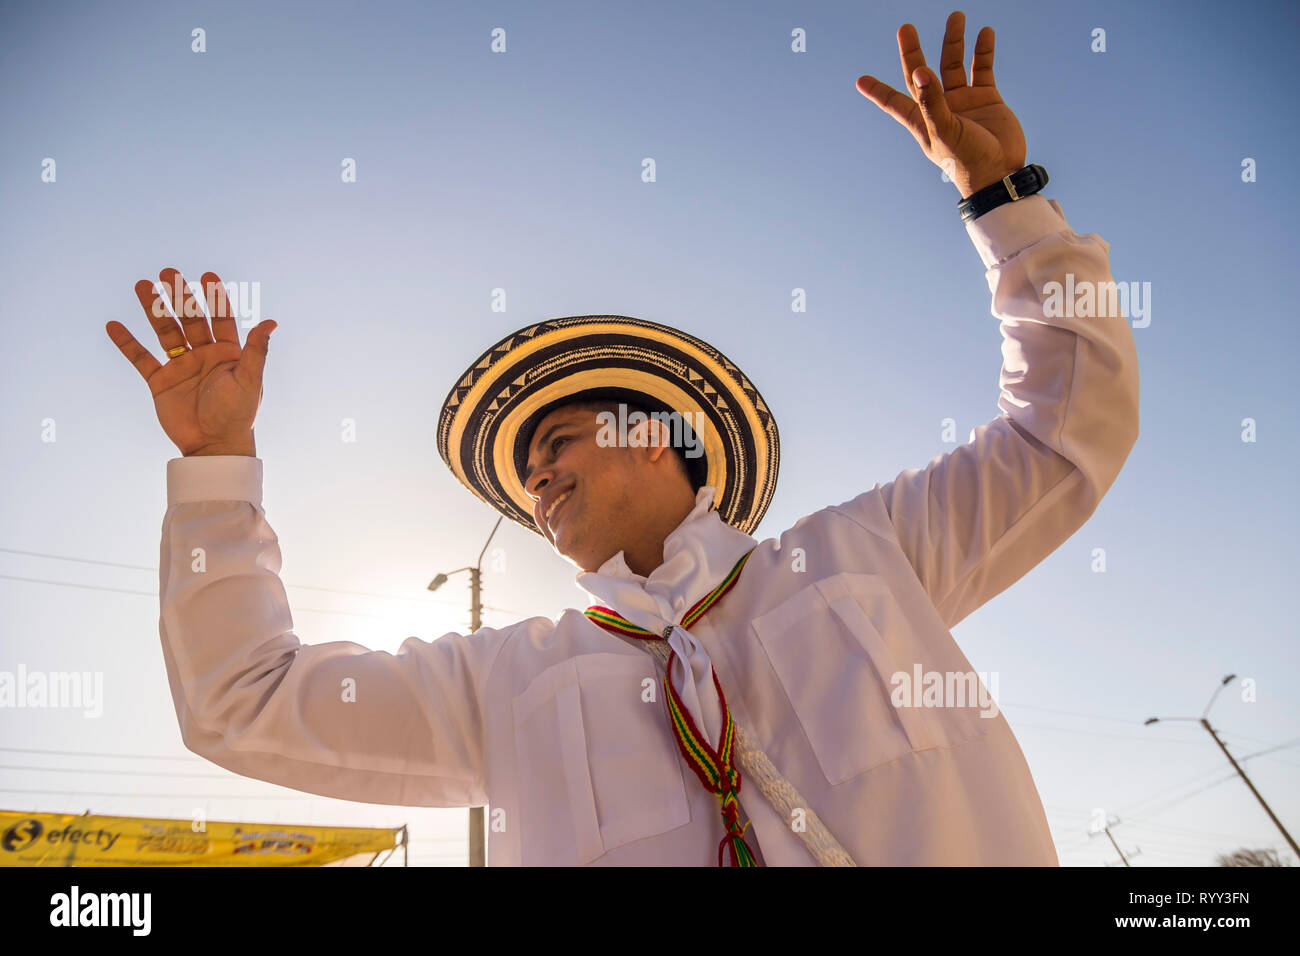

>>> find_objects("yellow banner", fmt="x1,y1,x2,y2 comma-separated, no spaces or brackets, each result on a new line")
0,810,402,866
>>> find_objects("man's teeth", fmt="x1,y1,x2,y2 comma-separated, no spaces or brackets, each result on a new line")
547,490,572,524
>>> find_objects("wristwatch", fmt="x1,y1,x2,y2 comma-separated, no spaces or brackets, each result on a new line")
957,164,1049,223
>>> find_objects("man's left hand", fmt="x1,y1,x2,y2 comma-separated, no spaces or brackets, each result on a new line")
857,10,1027,200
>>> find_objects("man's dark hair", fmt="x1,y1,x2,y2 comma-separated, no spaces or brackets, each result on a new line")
517,387,708,495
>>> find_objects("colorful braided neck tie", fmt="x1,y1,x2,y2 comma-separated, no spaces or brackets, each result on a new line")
583,546,760,867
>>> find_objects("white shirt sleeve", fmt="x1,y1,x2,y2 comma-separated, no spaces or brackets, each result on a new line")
873,194,1140,628
158,455,507,807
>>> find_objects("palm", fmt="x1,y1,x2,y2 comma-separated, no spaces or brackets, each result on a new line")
931,87,1025,173
147,342,257,453
107,268,276,457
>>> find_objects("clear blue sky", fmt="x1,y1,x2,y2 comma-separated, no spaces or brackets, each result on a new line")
2,0,1297,866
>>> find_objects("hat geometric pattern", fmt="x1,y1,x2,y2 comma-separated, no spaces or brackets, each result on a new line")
437,315,779,537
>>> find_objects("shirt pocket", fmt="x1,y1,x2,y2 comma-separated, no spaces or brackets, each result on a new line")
511,652,692,865
751,571,987,786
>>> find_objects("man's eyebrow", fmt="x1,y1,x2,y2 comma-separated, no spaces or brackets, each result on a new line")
522,419,578,482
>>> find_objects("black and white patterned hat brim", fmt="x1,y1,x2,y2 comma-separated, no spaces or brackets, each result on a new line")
437,315,779,537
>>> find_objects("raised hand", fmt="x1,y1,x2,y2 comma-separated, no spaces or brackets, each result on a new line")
856,10,1027,199
106,268,276,457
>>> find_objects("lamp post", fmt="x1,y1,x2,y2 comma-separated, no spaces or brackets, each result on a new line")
1145,673,1298,858
428,515,503,867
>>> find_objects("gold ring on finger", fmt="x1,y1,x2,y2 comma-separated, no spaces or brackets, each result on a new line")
167,345,190,359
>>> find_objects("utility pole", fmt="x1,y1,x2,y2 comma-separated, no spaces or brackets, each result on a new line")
1146,673,1299,859
1199,717,1299,857
1103,822,1130,867
429,515,503,867
1089,814,1140,866
467,565,484,869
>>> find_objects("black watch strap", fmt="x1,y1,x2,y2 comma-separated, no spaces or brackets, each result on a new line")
957,164,1049,223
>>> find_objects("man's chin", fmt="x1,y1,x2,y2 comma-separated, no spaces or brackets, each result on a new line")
558,546,595,573
552,532,610,574
550,530,579,565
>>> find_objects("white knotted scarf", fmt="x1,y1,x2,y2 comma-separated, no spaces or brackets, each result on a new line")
575,485,750,745
575,485,857,867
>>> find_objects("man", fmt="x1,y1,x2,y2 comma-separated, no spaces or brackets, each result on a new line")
106,11,1139,865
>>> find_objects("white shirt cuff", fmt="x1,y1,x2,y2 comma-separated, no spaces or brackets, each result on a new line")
166,455,263,508
964,193,1069,269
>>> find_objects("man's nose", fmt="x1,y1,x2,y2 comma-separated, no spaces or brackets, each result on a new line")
525,470,551,500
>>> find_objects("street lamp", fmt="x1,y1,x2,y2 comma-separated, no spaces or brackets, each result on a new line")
1145,673,1298,858
428,515,503,867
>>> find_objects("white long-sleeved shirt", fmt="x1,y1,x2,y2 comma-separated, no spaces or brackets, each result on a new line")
157,193,1139,865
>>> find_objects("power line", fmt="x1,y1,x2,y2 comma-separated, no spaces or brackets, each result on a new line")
1219,731,1300,752
0,547,155,572
1036,735,1300,827
1116,834,1256,853
1000,701,1161,726
0,746,203,762
0,573,162,599
1010,721,1214,746
1013,718,1300,758
0,788,314,800
1046,741,1300,853
1132,772,1243,818
1121,818,1283,843
0,763,231,780
1045,806,1271,849
1055,811,1286,859
1002,700,1300,751
1230,736,1300,763
1119,741,1298,819
1053,833,1216,861
0,546,552,624
0,547,478,608
0,572,464,621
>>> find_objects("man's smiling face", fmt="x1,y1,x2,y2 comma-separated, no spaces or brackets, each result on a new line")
523,404,635,571
521,401,697,574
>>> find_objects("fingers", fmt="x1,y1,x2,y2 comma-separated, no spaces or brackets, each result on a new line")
866,11,979,149
134,277,189,355
105,320,162,383
938,11,967,91
201,271,240,345
159,267,214,348
971,26,996,86
911,66,956,145
896,23,928,101
234,319,277,392
855,75,927,147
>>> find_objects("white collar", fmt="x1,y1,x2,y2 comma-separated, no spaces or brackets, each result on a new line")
575,484,757,632
574,484,758,745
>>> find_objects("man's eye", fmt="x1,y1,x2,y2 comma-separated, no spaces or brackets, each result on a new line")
551,436,568,453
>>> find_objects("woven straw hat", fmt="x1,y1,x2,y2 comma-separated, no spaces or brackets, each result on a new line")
436,315,779,537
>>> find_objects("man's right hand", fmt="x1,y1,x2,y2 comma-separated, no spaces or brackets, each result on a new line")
106,267,276,457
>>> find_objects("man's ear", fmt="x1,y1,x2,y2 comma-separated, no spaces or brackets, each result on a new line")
642,418,675,464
